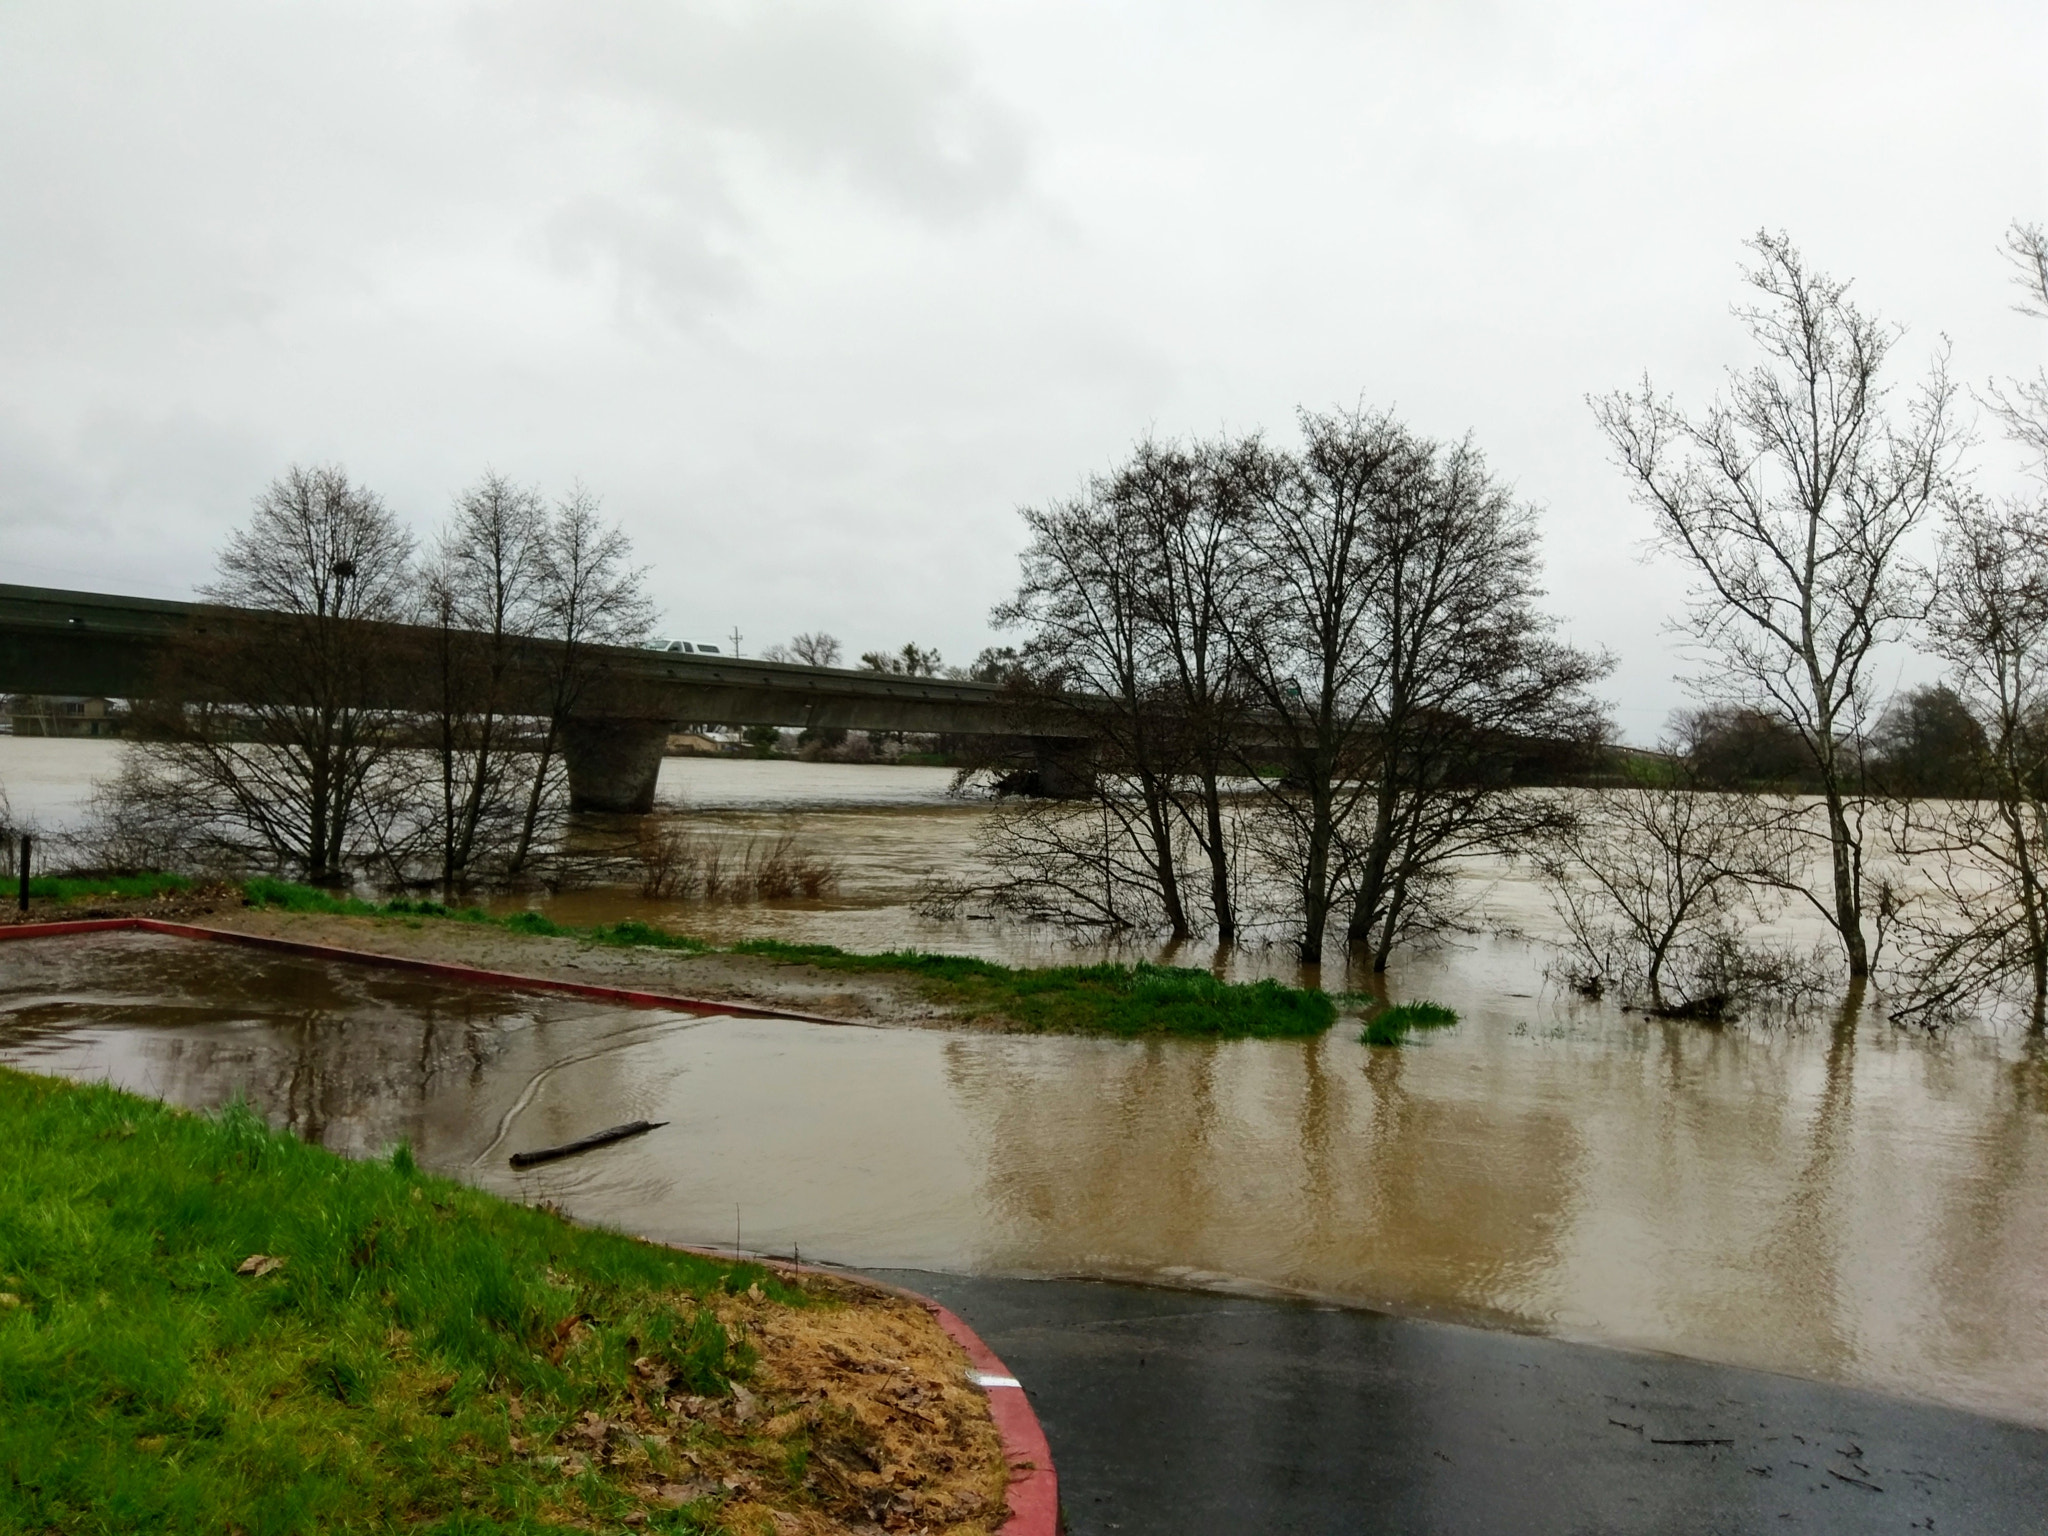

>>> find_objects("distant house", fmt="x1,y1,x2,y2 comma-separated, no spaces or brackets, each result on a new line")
4,695,121,738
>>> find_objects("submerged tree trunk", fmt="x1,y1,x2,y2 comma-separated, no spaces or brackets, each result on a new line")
1821,786,1869,978
1198,763,1235,941
1136,765,1190,939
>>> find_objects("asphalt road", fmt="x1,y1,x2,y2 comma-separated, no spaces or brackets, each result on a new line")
863,1270,2048,1536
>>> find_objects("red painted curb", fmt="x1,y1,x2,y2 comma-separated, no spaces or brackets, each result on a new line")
0,917,140,940
680,1252,1060,1536
924,1297,1060,1534
0,916,861,1028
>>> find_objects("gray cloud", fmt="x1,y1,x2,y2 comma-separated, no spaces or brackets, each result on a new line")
473,0,1027,218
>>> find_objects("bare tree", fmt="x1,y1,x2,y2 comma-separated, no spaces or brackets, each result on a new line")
1117,437,1261,940
782,632,844,667
507,487,654,873
859,642,943,676
1888,227,2048,1028
979,414,1598,960
1888,498,2048,1029
1535,777,1794,1014
1334,431,1611,969
144,465,416,882
948,793,1199,933
1985,221,2048,472
1593,232,1960,978
1229,410,1425,961
962,645,1022,683
416,471,549,890
995,472,1196,935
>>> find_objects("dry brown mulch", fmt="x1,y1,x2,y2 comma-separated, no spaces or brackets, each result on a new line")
707,1274,1010,1534
509,1272,1011,1534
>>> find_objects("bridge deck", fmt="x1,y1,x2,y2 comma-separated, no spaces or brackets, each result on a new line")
0,583,1031,737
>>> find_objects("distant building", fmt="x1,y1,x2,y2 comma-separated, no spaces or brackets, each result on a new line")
4,695,121,738
664,731,727,757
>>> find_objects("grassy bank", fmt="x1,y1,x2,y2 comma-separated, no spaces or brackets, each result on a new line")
0,1069,1003,1534
238,879,1336,1039
241,877,715,955
24,871,192,903
731,939,1336,1038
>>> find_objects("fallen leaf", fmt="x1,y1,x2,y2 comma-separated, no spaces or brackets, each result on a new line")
730,1383,759,1422
235,1254,286,1278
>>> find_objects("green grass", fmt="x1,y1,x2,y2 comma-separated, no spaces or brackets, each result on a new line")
239,876,387,916
0,1067,807,1534
731,939,1336,1038
25,871,192,903
239,880,713,954
1359,1000,1460,1046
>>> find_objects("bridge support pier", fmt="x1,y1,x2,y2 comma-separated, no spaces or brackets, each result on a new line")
562,718,670,814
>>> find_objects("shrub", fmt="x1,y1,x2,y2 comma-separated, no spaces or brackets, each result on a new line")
1360,1000,1459,1046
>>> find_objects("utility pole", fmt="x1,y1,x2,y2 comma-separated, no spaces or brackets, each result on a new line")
729,626,742,659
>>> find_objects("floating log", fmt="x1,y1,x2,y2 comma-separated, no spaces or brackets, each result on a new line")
510,1120,668,1169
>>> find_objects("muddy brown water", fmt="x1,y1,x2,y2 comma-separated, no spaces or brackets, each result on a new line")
4,743,2047,1428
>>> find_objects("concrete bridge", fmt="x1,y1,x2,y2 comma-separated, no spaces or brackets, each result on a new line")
0,583,1084,812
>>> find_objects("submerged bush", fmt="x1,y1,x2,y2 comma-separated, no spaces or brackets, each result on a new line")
631,820,841,903
1360,1000,1459,1046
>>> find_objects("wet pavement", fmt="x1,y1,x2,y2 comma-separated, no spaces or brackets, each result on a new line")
867,1269,2048,1536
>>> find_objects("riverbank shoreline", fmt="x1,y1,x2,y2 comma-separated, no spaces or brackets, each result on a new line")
0,1065,1022,1534
1,882,1338,1036
0,895,987,1026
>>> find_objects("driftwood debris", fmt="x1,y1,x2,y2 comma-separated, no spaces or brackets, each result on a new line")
510,1120,669,1169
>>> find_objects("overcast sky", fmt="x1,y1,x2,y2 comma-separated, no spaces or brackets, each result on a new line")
2,0,2042,740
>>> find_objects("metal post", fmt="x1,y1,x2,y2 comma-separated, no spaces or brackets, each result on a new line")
16,832,28,914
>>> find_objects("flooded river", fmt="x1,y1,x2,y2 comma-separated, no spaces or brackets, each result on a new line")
3,741,2047,1428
